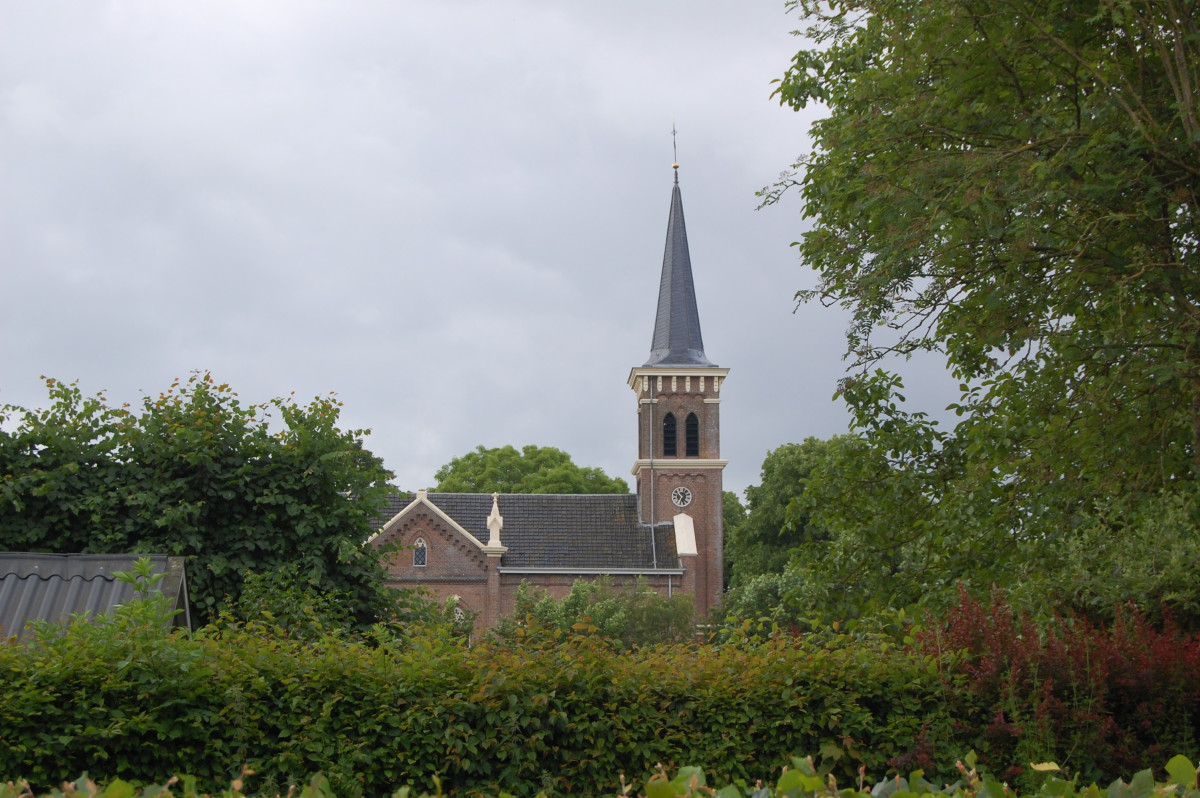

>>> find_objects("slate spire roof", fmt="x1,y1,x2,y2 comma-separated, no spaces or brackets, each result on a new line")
644,168,716,368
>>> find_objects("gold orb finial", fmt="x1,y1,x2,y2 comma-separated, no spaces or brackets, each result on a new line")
672,162,679,169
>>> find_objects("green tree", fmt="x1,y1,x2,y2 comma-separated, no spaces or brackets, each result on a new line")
765,0,1200,619
724,439,834,588
433,444,629,494
0,373,399,624
722,491,748,587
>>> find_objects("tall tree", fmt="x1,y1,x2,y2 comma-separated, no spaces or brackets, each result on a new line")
0,373,398,623
766,0,1200,614
724,439,833,588
722,491,748,587
433,444,629,494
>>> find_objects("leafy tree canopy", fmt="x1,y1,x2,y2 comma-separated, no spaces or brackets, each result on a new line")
722,491,748,567
0,373,400,624
724,439,834,588
765,0,1200,619
433,444,629,494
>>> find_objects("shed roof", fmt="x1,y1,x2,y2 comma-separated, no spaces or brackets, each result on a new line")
0,553,191,640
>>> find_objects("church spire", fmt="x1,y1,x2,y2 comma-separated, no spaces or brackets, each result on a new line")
644,166,715,367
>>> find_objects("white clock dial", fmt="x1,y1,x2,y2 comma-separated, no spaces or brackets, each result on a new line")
671,486,692,508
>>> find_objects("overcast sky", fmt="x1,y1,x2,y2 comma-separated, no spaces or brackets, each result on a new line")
1,1,953,497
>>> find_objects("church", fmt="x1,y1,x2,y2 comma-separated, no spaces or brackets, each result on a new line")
368,166,728,628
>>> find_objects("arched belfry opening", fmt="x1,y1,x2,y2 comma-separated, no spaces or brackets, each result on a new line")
627,164,730,618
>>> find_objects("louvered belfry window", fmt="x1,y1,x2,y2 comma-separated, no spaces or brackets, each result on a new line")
663,413,677,457
685,413,699,457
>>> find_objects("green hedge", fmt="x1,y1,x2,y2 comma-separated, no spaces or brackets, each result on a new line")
0,619,952,797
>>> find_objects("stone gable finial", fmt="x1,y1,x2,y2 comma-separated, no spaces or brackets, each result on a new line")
485,493,505,552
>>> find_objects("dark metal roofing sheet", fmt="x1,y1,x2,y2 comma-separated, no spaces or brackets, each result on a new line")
0,553,191,640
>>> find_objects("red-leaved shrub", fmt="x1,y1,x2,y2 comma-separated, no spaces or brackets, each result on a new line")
919,586,1200,787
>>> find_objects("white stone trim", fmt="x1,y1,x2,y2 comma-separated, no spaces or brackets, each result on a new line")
673,513,697,557
483,492,508,555
630,458,727,476
498,567,684,576
627,367,729,391
368,488,490,551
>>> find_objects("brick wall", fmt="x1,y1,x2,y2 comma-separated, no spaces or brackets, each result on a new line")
372,508,491,626
630,369,726,617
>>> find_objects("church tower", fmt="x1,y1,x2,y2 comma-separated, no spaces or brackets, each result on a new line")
629,165,728,615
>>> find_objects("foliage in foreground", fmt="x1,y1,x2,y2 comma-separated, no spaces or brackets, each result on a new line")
0,595,952,797
716,585,1200,793
0,373,397,624
5,753,1200,798
921,588,1200,791
6,583,1200,797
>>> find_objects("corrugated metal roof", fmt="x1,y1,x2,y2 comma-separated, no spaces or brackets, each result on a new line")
0,553,191,640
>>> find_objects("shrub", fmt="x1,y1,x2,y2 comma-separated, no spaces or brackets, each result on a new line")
0,607,952,796
919,587,1200,789
492,578,695,648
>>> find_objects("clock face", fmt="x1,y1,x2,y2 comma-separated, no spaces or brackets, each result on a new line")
671,486,692,508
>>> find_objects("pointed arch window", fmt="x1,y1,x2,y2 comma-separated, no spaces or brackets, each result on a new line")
413,537,427,567
662,413,677,457
685,413,699,457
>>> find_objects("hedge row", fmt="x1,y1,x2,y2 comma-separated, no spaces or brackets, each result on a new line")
0,619,951,797
6,594,1200,798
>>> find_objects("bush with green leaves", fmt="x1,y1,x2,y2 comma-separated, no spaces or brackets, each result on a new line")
217,564,449,643
492,577,696,648
0,598,954,797
8,578,1197,797
0,373,397,624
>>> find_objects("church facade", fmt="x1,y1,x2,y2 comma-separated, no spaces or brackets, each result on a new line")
368,167,727,627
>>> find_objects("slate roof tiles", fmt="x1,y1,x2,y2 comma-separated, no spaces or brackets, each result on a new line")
377,493,679,571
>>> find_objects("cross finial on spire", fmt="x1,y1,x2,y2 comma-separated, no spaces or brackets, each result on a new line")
643,152,715,368
672,121,679,181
